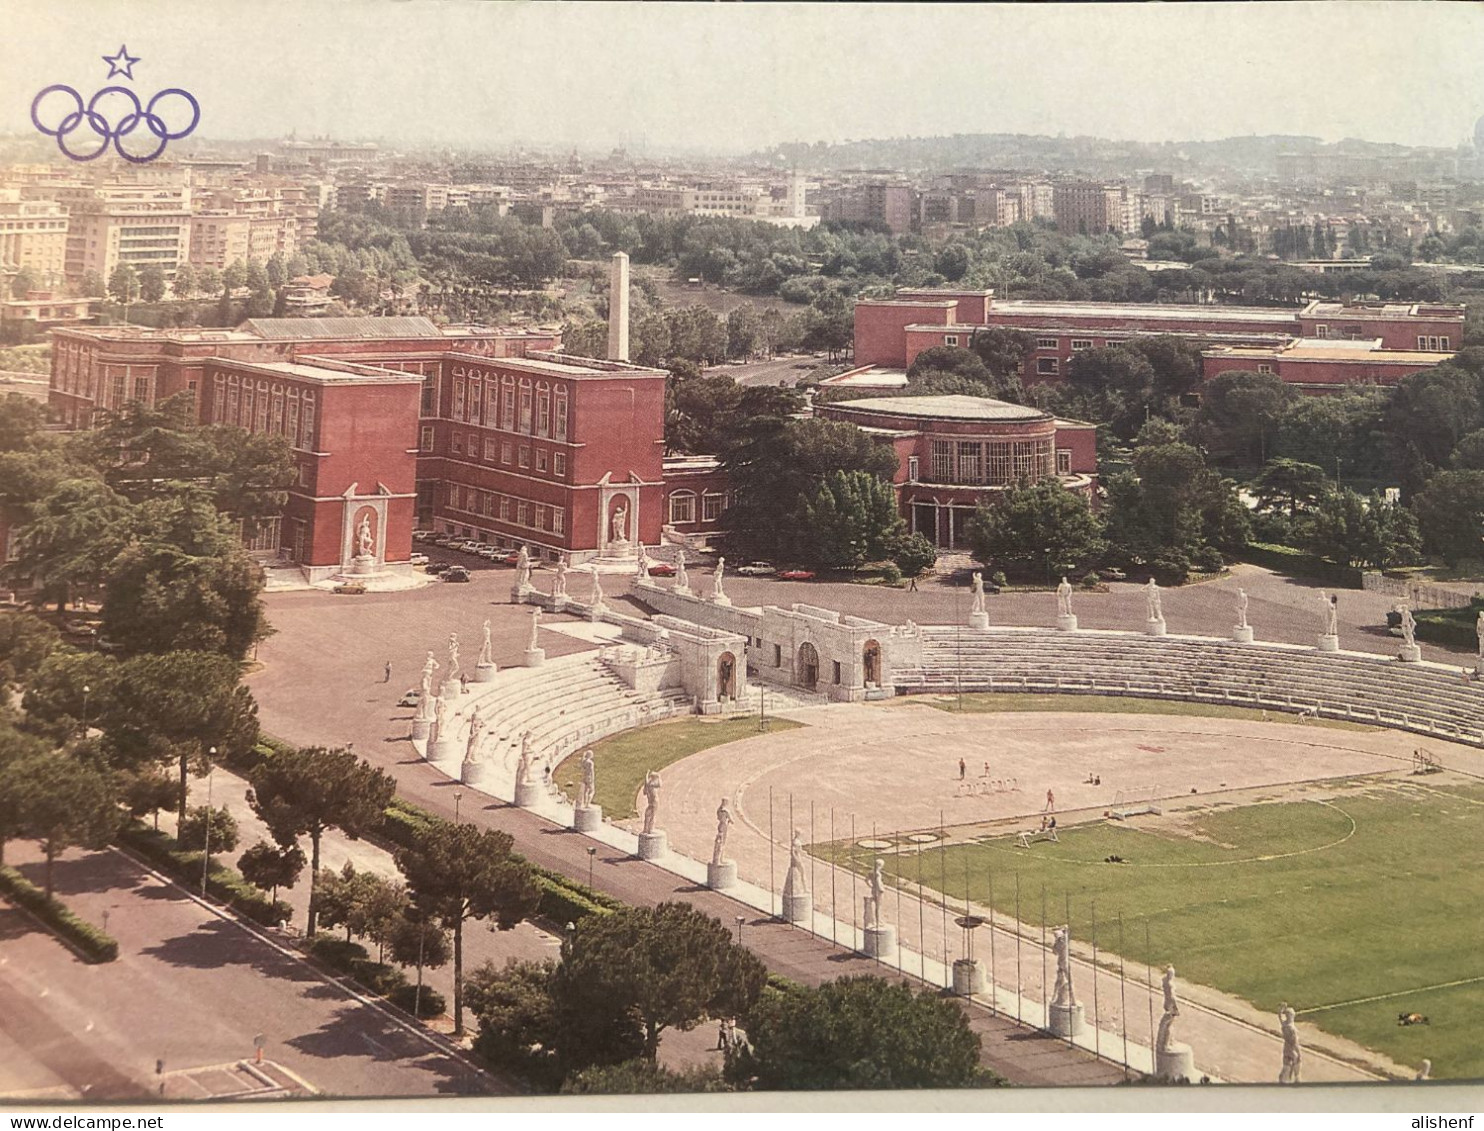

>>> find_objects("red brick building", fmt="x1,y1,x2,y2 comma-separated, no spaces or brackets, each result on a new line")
816,395,1097,549
853,289,1465,392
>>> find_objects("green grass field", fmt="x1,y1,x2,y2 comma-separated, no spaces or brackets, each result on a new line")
830,779,1484,1080
918,692,1378,733
552,714,803,818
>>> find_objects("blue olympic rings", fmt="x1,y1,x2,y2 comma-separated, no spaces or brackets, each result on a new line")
30,83,199,164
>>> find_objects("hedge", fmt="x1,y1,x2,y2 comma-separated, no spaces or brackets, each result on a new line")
389,982,447,1019
1410,600,1484,649
1241,543,1362,587
306,935,409,996
0,864,118,963
117,821,291,927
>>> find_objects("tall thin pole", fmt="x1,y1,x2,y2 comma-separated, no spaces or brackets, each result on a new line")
939,813,948,989
917,836,925,983
1041,883,1048,1030
830,807,837,948
1092,900,1101,1063
851,813,858,951
809,800,816,939
1145,920,1156,1058
988,865,997,1016
894,830,903,974
1119,911,1129,1079
768,786,776,919
1064,890,1073,1047
1014,872,1022,1024
199,771,214,896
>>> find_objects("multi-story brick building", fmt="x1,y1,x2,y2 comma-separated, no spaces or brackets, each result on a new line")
1052,181,1128,236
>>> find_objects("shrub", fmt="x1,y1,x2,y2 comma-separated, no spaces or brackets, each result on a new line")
990,570,1008,589
388,983,447,1018
1080,571,1099,589
1149,553,1191,586
117,820,290,926
350,958,408,996
176,805,240,853
878,562,901,586
1192,545,1225,572
0,864,117,963
308,935,370,970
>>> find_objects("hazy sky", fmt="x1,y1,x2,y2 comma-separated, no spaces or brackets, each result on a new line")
3,1,1483,153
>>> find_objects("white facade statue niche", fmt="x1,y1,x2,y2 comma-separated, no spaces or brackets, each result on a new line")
356,512,375,559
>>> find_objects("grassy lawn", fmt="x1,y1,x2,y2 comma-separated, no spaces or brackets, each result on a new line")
916,692,1378,734
825,780,1483,1079
552,714,804,818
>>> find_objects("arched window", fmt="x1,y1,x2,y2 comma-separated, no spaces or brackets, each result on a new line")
669,490,697,524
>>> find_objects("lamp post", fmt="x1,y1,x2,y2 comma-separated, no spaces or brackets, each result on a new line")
735,915,745,944
200,749,217,896
454,789,464,824
80,684,90,738
586,845,596,889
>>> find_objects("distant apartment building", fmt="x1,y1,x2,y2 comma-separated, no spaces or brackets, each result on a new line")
819,180,914,235
0,190,68,285
53,182,191,282
1052,181,1128,235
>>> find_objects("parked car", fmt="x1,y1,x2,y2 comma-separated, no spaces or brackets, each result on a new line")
432,534,458,547
409,552,429,567
411,530,434,542
397,688,422,708
648,561,676,577
425,560,452,575
452,540,479,554
333,582,367,595
1098,567,1128,582
477,545,501,559
443,566,472,582
499,551,522,566
777,569,816,581
736,561,776,576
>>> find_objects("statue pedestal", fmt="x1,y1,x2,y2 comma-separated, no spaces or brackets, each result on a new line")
430,735,459,761
474,662,497,683
349,554,376,576
513,779,542,808
511,584,533,605
1476,656,1484,676
952,958,985,997
1146,618,1167,637
707,860,738,891
461,759,491,788
781,892,811,924
636,831,668,861
588,603,606,623
1399,644,1422,663
1049,1001,1086,1038
675,584,693,597
1155,1043,1195,1082
862,925,897,960
969,611,990,630
551,594,569,613
524,647,545,667
1232,625,1254,643
712,593,732,607
573,805,603,833
1056,614,1078,632
411,717,431,741
1317,634,1339,653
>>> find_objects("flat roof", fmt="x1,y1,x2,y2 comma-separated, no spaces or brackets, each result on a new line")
1205,344,1454,364
452,350,667,379
243,316,444,340
823,394,1048,422
206,357,421,384
988,300,1298,325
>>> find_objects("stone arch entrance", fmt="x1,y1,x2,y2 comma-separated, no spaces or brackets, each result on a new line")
796,641,819,690
863,639,881,686
717,651,737,699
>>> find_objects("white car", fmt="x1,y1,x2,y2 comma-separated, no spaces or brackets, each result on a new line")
410,552,429,567
736,561,776,576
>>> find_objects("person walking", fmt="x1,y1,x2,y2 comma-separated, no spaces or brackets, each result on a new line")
384,661,392,683
958,758,966,780
907,573,918,592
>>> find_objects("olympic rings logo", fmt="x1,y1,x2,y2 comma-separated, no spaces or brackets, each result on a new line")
30,84,199,164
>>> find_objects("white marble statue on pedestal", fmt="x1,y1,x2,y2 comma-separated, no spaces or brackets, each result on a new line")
971,572,987,615
1477,609,1484,659
712,799,733,866
1057,576,1074,618
641,770,662,834
589,565,605,609
577,750,596,809
1278,1004,1302,1083
1051,927,1076,1008
1156,965,1179,1052
1319,591,1339,637
712,556,728,603
356,513,375,559
478,620,493,667
611,505,628,545
514,732,532,788
528,606,542,651
781,828,809,896
1236,588,1249,629
433,692,450,739
1399,603,1417,648
447,632,461,681
676,550,689,592
464,711,485,761
553,554,568,599
636,545,650,581
515,545,532,589
1145,577,1163,623
419,652,440,714
864,857,886,928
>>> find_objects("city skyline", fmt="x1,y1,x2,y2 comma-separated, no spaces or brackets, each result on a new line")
2,1,1483,155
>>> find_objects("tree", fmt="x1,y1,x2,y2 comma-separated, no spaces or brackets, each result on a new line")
1103,441,1250,578
794,470,905,571
248,746,396,937
0,722,52,863
1412,469,1484,566
1383,364,1484,495
222,260,249,292
171,263,197,299
176,804,239,853
7,751,120,899
138,265,167,304
1196,371,1297,464
119,765,178,831
387,903,452,1015
196,267,222,297
108,264,139,305
265,254,287,289
933,244,970,282
238,839,306,908
562,1060,730,1095
894,532,938,579
965,479,1106,580
969,327,1034,383
395,821,539,1035
14,478,137,611
19,649,116,743
728,976,989,1090
1250,459,1330,518
9,267,38,300
0,611,61,694
467,959,564,1089
906,346,989,384
550,902,768,1066
1299,488,1422,570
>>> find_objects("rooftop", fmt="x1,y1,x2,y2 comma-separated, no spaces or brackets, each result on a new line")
988,300,1298,325
207,356,421,384
243,316,444,340
823,394,1048,423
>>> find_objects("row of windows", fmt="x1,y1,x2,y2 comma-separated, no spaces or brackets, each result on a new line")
423,426,568,477
928,438,1056,485
212,371,315,451
1418,336,1451,351
667,489,726,525
447,370,570,441
445,483,565,536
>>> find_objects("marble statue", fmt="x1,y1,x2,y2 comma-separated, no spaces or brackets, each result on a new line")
711,799,732,866
1236,588,1249,629
864,857,886,928
478,620,493,667
447,632,461,679
464,712,485,760
433,692,450,737
590,565,605,607
1477,610,1484,659
780,828,809,899
611,505,628,543
970,572,986,615
1399,603,1417,648
676,550,689,591
636,544,650,581
356,513,375,558
713,556,727,601
1155,965,1180,1052
577,750,596,809
515,732,532,786
528,607,542,651
554,555,568,598
420,651,440,699
1320,591,1339,637
1056,576,1074,618
1278,1005,1302,1084
515,545,532,589
1145,577,1163,623
641,770,662,834
1051,927,1075,1008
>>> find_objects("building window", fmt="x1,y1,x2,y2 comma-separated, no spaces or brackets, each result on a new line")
452,378,465,421
499,496,511,521
1315,325,1329,339
957,441,982,484
1036,358,1059,376
519,381,533,432
481,491,494,517
300,394,314,449
987,442,1012,484
702,493,725,522
944,335,958,347
1441,337,1450,350
554,388,569,440
484,437,498,461
518,445,530,469
1070,338,1093,351
420,425,434,451
536,383,550,436
552,507,565,535
421,376,435,414
451,432,463,456
271,387,285,433
553,452,566,477
907,455,919,481
1057,449,1072,475
502,378,516,430
468,377,481,424
773,644,782,667
669,490,696,523
517,500,530,526
1036,337,1058,349
286,395,300,444
501,441,513,465
930,440,954,482
242,384,255,430
449,484,462,509
833,661,842,685
535,504,548,531
536,449,548,472
256,382,269,431
1257,363,1273,374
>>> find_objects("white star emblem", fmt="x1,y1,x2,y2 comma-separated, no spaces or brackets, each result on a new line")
101,45,140,80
